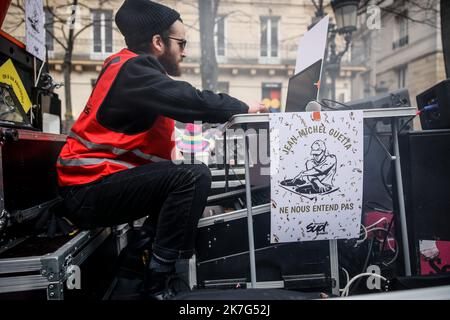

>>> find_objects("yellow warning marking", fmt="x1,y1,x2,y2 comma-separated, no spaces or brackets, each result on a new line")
0,59,32,112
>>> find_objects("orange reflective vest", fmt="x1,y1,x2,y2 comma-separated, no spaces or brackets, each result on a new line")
57,49,175,187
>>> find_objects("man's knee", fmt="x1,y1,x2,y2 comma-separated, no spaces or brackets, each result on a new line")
190,163,212,187
174,163,212,192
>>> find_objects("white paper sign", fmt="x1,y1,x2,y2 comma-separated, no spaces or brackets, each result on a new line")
25,0,45,61
295,15,329,75
270,111,364,242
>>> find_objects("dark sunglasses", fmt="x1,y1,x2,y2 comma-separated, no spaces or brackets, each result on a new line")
167,36,187,50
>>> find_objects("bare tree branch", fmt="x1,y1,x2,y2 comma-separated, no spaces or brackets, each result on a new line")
357,0,440,29
380,7,439,29
6,19,25,34
409,0,438,13
311,0,320,12
183,1,198,10
73,21,94,40
45,4,68,25
184,19,200,32
3,0,118,132
60,24,68,44
44,24,67,50
10,0,25,12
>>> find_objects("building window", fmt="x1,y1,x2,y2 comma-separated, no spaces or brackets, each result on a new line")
92,10,113,56
260,17,279,59
44,7,54,52
363,73,371,96
393,12,408,50
215,16,226,57
397,65,407,88
261,83,281,112
217,81,229,94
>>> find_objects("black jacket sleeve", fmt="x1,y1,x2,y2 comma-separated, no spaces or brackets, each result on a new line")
97,54,249,134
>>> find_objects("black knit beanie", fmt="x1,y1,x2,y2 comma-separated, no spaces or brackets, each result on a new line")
115,0,180,45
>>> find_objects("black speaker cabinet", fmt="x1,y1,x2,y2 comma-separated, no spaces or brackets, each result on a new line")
398,130,450,274
195,208,332,290
362,128,393,212
416,79,450,130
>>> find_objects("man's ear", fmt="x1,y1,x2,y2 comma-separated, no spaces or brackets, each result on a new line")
151,34,165,56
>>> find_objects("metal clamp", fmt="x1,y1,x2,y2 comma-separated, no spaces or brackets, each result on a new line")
0,209,9,235
47,283,64,300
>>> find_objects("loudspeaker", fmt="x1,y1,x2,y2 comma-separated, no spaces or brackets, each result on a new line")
362,127,393,212
0,30,45,130
398,130,450,275
416,79,450,130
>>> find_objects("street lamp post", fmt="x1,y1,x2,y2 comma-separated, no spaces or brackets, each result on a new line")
310,0,360,101
326,25,353,101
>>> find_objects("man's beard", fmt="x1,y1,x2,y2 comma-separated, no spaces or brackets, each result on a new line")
158,50,181,77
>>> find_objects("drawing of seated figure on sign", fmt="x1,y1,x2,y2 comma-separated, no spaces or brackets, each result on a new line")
281,140,338,197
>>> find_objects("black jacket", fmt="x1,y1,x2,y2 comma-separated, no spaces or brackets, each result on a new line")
97,53,249,135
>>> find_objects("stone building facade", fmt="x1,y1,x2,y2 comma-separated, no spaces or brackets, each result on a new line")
3,0,353,121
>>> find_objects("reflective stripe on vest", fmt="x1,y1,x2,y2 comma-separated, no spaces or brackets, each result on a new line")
57,157,135,169
57,49,175,187
69,131,167,163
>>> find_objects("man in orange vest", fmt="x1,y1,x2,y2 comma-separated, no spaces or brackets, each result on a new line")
57,0,264,299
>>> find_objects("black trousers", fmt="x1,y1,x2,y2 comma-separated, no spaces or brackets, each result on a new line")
60,161,212,262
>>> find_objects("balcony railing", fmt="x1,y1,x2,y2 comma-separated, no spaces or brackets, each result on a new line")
186,41,299,65
47,38,300,65
392,35,409,50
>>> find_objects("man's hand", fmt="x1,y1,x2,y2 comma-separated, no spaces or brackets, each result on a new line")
294,171,305,180
248,102,269,114
291,172,306,185
312,180,330,193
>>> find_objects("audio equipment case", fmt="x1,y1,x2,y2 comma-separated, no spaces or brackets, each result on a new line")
181,204,333,292
398,129,450,275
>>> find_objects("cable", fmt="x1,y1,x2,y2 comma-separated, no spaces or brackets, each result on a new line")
383,242,399,266
350,237,374,294
229,164,244,187
386,237,396,252
364,120,378,157
361,226,399,266
339,266,350,292
356,224,368,246
380,155,393,200
421,104,439,113
363,118,394,200
341,272,387,297
35,61,46,87
398,115,416,134
366,227,391,235
363,117,393,199
397,104,438,134
320,98,354,110
364,217,388,230
317,100,341,111
315,100,336,110
364,201,392,212
381,214,395,252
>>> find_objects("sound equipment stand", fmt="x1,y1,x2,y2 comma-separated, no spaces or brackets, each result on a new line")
223,106,416,293
391,119,411,276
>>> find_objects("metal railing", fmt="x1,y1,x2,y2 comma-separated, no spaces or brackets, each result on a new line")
46,39,301,65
